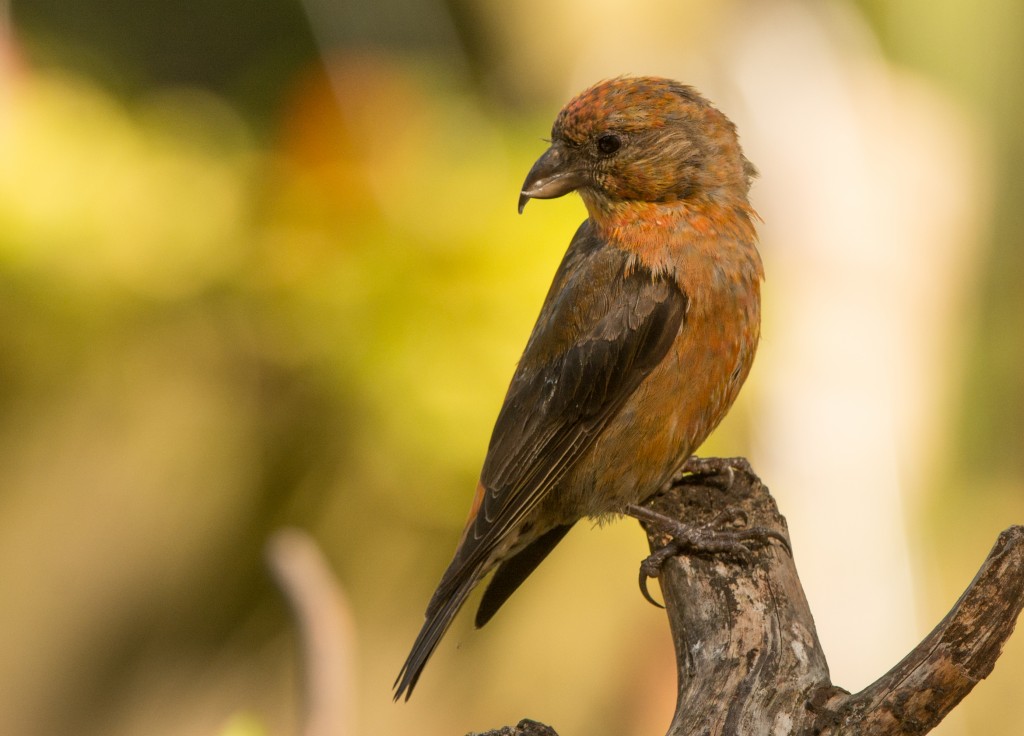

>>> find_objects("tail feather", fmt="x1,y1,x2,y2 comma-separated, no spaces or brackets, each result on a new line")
393,572,479,701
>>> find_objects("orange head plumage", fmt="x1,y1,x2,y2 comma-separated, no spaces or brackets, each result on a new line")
520,76,757,221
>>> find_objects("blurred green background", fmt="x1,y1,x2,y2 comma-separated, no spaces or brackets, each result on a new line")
0,0,1021,735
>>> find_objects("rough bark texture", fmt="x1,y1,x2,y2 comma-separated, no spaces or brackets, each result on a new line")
467,459,1024,736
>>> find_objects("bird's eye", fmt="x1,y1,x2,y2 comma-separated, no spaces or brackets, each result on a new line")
596,133,622,156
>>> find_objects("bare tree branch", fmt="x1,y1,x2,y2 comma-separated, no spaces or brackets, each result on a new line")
822,525,1024,735
467,460,1024,736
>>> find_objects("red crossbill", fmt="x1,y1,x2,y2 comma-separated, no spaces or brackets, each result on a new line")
394,76,764,700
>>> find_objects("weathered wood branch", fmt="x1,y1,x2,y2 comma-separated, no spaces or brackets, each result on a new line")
468,459,1024,736
818,523,1024,735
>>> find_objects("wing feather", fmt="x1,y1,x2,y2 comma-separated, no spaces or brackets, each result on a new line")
451,221,686,585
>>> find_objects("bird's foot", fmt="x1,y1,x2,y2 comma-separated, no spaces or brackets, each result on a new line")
624,503,791,607
679,455,753,491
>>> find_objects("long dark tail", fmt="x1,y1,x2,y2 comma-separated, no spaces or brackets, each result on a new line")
395,523,574,700
393,567,480,701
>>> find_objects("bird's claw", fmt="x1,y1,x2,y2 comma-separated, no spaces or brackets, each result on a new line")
680,456,753,491
637,542,680,608
708,505,748,529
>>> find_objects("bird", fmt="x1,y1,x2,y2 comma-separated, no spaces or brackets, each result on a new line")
394,75,764,700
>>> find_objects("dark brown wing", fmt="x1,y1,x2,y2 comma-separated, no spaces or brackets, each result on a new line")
465,222,686,572
394,221,686,700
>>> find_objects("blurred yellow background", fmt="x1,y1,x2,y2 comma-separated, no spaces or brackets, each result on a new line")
0,0,1021,734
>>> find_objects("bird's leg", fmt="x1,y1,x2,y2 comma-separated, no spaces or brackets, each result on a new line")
624,503,791,608
627,503,789,557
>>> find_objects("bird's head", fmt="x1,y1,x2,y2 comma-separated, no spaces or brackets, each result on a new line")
518,76,755,216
